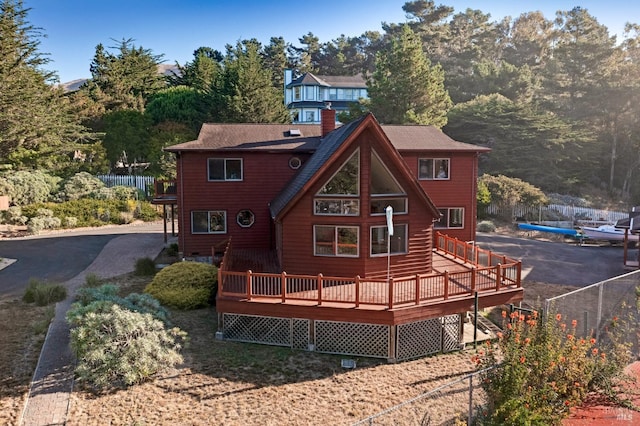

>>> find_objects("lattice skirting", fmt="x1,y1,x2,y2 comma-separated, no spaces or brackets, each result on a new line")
221,313,461,361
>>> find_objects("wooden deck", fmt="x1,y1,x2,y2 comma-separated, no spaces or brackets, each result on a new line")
216,234,524,325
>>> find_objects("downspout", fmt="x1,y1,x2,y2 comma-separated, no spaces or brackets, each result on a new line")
179,152,185,258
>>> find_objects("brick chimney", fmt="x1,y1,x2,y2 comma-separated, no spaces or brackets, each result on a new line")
321,104,336,137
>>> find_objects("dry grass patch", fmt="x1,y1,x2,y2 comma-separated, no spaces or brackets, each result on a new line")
0,298,54,425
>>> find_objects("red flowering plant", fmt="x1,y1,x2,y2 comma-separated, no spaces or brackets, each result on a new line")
473,309,628,425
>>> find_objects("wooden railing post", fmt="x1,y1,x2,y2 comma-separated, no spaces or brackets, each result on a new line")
317,273,323,306
388,277,394,309
517,262,522,287
415,274,420,305
281,272,287,303
355,275,360,308
496,264,502,290
246,270,253,300
218,268,223,298
444,271,449,300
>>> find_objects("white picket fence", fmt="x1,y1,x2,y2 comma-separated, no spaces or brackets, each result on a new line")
486,203,628,224
96,174,155,194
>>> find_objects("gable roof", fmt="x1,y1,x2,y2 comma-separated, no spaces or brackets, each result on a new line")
269,116,364,218
382,125,491,153
286,72,366,89
269,113,441,220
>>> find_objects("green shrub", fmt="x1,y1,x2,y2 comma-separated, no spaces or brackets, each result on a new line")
477,220,497,233
135,201,161,221
61,172,105,201
68,303,186,388
4,206,27,225
166,243,179,257
27,215,61,234
475,310,631,425
134,257,157,276
1,170,59,205
145,261,218,310
23,279,67,306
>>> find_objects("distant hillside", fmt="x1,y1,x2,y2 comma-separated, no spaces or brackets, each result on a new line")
58,64,180,93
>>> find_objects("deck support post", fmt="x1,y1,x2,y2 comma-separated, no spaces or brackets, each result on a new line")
388,325,397,363
355,275,360,307
470,267,476,293
246,270,252,300
496,264,502,290
388,277,394,309
415,274,420,305
317,274,323,306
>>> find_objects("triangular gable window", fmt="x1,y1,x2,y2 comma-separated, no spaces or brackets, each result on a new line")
314,149,360,216
370,149,407,215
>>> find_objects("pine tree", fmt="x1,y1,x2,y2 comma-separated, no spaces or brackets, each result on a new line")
0,0,98,175
368,24,451,126
215,40,290,123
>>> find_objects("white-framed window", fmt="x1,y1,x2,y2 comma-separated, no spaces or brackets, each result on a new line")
314,199,360,215
192,210,227,234
208,158,243,181
305,86,314,100
305,111,315,122
418,158,450,180
370,224,408,256
434,208,464,229
314,225,359,257
293,86,301,101
315,150,360,216
370,149,407,215
236,210,254,228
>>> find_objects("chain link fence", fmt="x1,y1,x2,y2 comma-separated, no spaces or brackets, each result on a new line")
352,368,492,425
354,271,640,425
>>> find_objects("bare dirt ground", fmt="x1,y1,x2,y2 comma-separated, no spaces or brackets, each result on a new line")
0,224,605,425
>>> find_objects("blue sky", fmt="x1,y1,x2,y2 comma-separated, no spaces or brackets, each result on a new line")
23,0,638,83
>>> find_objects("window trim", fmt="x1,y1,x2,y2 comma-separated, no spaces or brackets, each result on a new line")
208,158,243,182
418,158,450,180
370,224,408,257
191,210,227,234
313,225,359,257
370,198,407,215
236,209,255,228
314,198,360,216
434,207,464,229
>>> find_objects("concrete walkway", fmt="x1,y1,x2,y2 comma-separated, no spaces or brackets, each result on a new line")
19,231,166,426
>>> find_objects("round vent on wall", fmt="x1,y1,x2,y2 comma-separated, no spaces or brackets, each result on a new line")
289,157,302,170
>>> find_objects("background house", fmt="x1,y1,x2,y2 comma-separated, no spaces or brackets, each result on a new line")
284,69,367,123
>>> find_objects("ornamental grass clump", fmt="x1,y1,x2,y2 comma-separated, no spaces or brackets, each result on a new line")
474,310,632,425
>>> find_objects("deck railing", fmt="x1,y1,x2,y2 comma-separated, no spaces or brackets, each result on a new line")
217,233,521,310
153,179,177,199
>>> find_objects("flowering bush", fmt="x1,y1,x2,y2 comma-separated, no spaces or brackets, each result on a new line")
474,310,630,425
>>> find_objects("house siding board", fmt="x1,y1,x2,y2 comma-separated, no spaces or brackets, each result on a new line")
401,151,478,243
179,151,308,256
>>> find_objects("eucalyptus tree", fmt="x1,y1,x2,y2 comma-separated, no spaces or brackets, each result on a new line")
368,24,451,126
0,0,99,175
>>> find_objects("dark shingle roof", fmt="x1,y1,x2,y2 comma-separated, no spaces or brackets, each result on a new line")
269,116,365,218
287,72,366,89
382,125,491,153
165,124,322,152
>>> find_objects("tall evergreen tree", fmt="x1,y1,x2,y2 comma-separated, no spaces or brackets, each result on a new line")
169,46,222,92
83,38,166,112
0,0,99,175
368,24,451,126
215,40,290,123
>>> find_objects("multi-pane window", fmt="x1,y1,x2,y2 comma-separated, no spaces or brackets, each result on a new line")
418,158,450,180
208,158,242,181
314,225,359,257
315,150,360,216
293,86,301,101
191,211,226,234
434,208,464,229
370,224,408,255
305,111,315,122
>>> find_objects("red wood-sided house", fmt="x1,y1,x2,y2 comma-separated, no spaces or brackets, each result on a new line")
161,109,522,361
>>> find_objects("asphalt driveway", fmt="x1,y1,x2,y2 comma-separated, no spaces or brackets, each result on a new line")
475,232,631,287
0,222,166,298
